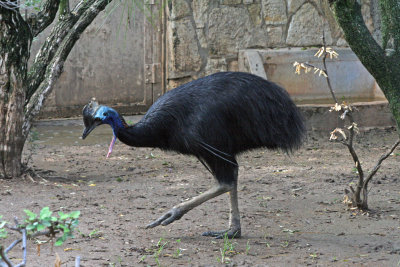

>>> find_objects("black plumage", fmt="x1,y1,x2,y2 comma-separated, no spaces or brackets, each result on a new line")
82,71,305,238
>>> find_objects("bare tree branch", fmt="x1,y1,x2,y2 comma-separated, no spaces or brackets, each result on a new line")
23,0,112,138
4,238,21,254
321,32,338,104
14,229,27,267
365,138,400,188
26,0,60,37
0,0,20,11
0,245,13,267
25,0,103,104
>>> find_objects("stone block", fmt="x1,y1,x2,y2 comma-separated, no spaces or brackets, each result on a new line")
262,0,287,25
286,3,332,46
208,6,252,55
266,26,283,46
247,3,262,26
300,101,394,131
220,0,242,5
167,76,193,90
205,58,228,75
196,28,208,48
192,0,209,28
167,19,202,78
247,27,270,47
168,0,190,21
228,60,239,71
287,0,320,14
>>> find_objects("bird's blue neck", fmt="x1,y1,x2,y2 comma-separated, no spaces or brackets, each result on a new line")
108,114,128,137
96,106,128,136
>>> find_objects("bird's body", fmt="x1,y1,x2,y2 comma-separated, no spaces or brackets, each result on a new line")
82,71,305,238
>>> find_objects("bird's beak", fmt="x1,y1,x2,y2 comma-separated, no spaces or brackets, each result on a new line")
82,98,102,139
82,119,102,139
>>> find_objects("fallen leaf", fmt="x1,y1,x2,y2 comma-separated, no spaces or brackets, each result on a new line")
55,253,61,267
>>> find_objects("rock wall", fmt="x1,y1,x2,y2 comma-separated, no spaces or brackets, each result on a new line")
166,0,381,89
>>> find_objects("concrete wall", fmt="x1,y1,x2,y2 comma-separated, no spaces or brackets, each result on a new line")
36,0,385,118
239,48,386,103
35,1,153,118
166,0,383,96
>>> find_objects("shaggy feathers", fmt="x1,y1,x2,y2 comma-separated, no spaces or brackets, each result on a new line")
116,72,305,178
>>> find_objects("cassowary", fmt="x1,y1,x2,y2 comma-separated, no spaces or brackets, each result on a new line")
82,72,305,238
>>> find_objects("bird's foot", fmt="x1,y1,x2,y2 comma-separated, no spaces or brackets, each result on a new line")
146,207,184,229
202,228,241,239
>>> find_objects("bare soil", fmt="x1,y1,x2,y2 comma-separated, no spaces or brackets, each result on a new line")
1,118,400,266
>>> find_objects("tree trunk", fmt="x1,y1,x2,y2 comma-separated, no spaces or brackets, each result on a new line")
1,0,112,179
0,7,31,178
330,0,400,130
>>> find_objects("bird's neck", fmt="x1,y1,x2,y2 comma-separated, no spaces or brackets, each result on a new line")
116,122,162,148
109,113,129,136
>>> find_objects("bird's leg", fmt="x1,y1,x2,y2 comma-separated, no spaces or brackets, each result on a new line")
146,183,231,229
202,169,241,239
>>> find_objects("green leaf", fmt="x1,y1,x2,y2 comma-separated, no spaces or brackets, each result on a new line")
0,228,7,239
39,207,52,220
41,220,51,227
57,224,68,232
36,224,45,231
58,211,69,220
69,211,81,219
24,209,37,221
26,224,36,231
71,219,79,227
55,236,66,246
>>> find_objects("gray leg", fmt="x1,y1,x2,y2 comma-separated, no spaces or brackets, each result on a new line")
203,169,241,238
146,183,232,229
228,177,241,236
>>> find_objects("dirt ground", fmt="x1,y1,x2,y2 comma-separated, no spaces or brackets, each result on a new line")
1,117,400,266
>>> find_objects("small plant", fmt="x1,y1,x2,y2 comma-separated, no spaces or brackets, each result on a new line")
280,241,289,248
108,256,123,266
88,229,102,238
262,231,272,248
310,252,319,260
216,232,237,264
145,152,156,159
0,207,80,267
245,240,251,255
282,228,299,234
138,255,147,263
293,33,400,210
173,239,183,258
154,237,168,267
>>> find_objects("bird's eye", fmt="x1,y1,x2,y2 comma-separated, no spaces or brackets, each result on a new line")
103,112,108,116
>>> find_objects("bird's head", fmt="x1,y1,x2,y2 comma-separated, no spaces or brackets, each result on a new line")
82,99,125,139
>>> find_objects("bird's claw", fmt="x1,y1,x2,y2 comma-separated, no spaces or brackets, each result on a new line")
202,228,241,239
146,207,183,229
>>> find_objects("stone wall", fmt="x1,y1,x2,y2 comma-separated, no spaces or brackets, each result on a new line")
166,0,381,89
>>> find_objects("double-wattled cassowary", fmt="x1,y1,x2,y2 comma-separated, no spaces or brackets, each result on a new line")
82,71,305,238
